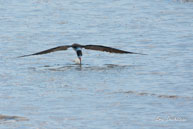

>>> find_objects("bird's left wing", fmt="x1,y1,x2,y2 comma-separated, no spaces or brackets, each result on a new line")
83,45,145,55
18,45,71,57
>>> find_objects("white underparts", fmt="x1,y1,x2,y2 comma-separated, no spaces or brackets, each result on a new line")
73,58,81,64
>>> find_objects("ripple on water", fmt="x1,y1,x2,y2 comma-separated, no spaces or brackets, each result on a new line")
0,114,28,123
31,63,142,72
114,90,193,100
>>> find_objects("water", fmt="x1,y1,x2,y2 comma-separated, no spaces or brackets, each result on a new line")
1,0,193,128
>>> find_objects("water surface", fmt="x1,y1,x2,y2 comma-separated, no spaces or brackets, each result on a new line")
0,0,193,128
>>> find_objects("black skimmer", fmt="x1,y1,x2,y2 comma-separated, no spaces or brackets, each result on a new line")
19,43,145,65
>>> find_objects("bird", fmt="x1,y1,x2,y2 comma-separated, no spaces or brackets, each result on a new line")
18,43,145,65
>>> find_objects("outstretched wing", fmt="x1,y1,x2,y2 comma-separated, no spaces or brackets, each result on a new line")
83,45,145,55
18,45,71,57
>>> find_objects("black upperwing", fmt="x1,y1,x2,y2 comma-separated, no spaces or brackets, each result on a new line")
18,45,71,58
83,45,146,55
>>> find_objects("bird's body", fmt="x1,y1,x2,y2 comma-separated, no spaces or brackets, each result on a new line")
19,43,145,65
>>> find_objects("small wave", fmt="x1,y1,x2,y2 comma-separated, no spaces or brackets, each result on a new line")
0,114,28,123
180,0,193,2
115,91,193,100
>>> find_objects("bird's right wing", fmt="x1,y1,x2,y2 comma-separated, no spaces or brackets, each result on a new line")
18,45,71,57
83,45,145,55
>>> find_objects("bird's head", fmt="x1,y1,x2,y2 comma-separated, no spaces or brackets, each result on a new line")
72,43,81,47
